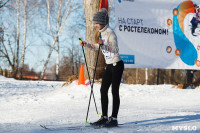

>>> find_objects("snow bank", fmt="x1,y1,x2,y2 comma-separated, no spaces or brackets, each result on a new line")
0,75,16,81
0,76,200,133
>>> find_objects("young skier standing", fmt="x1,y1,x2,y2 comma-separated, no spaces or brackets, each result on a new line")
80,8,124,127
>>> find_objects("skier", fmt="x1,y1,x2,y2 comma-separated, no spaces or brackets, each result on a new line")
191,4,198,36
80,8,124,127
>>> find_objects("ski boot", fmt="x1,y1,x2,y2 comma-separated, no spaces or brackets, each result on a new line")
90,116,108,127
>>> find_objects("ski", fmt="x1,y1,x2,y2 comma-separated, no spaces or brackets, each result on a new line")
91,123,125,129
40,124,93,131
40,123,127,131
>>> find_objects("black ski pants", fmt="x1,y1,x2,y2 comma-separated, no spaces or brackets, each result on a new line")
100,60,124,118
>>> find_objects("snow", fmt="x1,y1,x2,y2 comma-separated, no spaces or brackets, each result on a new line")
0,75,200,133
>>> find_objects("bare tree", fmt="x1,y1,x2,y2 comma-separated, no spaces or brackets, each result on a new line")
0,30,17,75
39,0,78,80
0,0,21,78
67,44,83,76
20,0,39,79
68,46,75,75
0,0,39,79
19,0,27,79
13,0,20,78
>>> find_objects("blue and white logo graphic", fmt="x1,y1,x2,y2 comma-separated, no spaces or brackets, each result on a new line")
118,0,135,3
120,54,135,64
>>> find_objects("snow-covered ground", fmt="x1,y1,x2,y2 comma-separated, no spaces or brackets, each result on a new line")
0,75,200,133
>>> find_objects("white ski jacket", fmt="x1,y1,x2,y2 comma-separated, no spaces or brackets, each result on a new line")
86,25,122,65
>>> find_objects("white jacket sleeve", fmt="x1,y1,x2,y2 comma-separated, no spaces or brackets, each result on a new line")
85,43,99,50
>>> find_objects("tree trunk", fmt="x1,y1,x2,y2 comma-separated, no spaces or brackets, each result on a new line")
170,69,175,84
157,69,160,85
20,0,28,80
14,0,20,79
56,0,62,81
83,0,105,80
136,68,138,84
145,68,148,84
56,36,59,81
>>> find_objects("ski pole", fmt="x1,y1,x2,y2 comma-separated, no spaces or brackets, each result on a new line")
81,45,99,116
79,38,101,123
85,43,101,124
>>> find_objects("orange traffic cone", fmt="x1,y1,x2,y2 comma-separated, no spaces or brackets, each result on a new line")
78,65,85,85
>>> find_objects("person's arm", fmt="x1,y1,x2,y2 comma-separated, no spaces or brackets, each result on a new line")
79,39,99,50
85,43,99,50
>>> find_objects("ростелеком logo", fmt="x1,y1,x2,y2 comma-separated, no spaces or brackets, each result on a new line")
118,0,135,3
173,0,198,66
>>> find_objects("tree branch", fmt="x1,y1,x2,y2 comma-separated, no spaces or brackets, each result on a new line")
0,0,10,8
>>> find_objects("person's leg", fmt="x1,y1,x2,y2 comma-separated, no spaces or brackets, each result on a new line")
101,61,124,128
100,65,112,117
111,61,124,118
91,65,112,126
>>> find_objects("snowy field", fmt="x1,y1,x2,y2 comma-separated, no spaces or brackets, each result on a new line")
0,75,200,133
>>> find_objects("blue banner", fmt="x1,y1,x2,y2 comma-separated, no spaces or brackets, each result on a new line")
120,54,135,64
